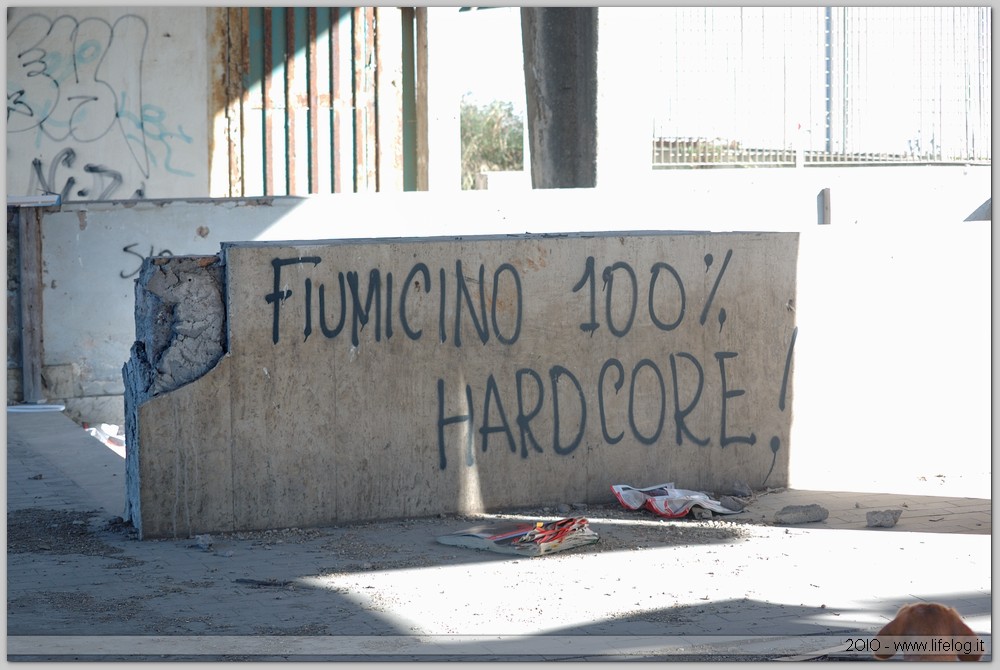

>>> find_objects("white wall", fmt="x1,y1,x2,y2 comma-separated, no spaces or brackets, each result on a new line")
6,7,210,200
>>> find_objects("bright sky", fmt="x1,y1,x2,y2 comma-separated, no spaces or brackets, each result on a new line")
452,7,527,117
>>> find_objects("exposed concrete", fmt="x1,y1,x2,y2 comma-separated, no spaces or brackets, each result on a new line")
133,256,225,395
122,255,225,534
127,230,798,538
866,509,903,528
774,504,829,525
521,7,598,189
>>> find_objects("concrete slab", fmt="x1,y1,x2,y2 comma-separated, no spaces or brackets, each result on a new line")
129,231,800,537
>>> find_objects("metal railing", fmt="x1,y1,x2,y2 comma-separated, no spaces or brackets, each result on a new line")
652,138,992,169
649,7,991,169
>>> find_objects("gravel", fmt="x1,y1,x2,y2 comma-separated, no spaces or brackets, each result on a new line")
7,508,140,565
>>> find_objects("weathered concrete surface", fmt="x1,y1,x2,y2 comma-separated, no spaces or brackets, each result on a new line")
866,509,903,528
133,256,225,395
129,231,797,538
122,256,225,534
521,7,598,189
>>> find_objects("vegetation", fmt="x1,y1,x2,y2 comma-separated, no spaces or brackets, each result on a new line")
460,96,524,190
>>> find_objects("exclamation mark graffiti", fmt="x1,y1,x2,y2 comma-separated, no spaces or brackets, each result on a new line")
764,326,798,485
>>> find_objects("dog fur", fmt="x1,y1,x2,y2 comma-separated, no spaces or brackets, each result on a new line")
874,602,983,661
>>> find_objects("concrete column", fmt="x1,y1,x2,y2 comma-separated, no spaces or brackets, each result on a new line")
521,7,598,189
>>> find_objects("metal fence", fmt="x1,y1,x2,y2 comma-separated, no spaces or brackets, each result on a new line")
650,7,991,168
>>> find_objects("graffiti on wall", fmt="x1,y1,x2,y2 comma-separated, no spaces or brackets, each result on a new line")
119,243,174,279
262,247,797,485
7,12,194,200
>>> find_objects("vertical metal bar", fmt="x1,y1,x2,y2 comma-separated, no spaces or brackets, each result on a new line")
353,7,377,191
263,8,275,195
353,6,365,191
285,9,297,194
244,7,265,196
307,7,319,193
841,7,849,154
331,8,342,192
366,6,378,190
414,7,429,191
824,6,832,154
401,7,416,191
229,8,249,197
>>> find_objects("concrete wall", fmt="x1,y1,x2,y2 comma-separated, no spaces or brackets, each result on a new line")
127,230,798,538
6,7,210,200
6,165,991,532
19,165,988,426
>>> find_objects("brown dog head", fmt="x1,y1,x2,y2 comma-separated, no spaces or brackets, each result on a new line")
874,602,983,661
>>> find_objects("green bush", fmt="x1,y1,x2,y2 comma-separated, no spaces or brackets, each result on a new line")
460,97,524,190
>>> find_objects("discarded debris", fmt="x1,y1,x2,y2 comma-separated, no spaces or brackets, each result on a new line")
774,504,829,525
866,509,903,528
611,482,741,519
84,422,126,448
437,517,599,557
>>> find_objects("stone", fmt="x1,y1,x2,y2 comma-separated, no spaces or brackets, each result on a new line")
719,495,745,512
866,509,903,528
691,507,714,520
774,504,829,525
556,503,571,514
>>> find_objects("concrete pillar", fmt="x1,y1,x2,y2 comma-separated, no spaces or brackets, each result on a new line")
520,7,598,189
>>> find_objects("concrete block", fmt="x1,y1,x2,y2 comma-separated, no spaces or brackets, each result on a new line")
866,509,903,528
126,231,798,537
774,504,829,525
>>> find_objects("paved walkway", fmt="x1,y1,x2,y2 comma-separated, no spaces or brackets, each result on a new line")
6,408,992,661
